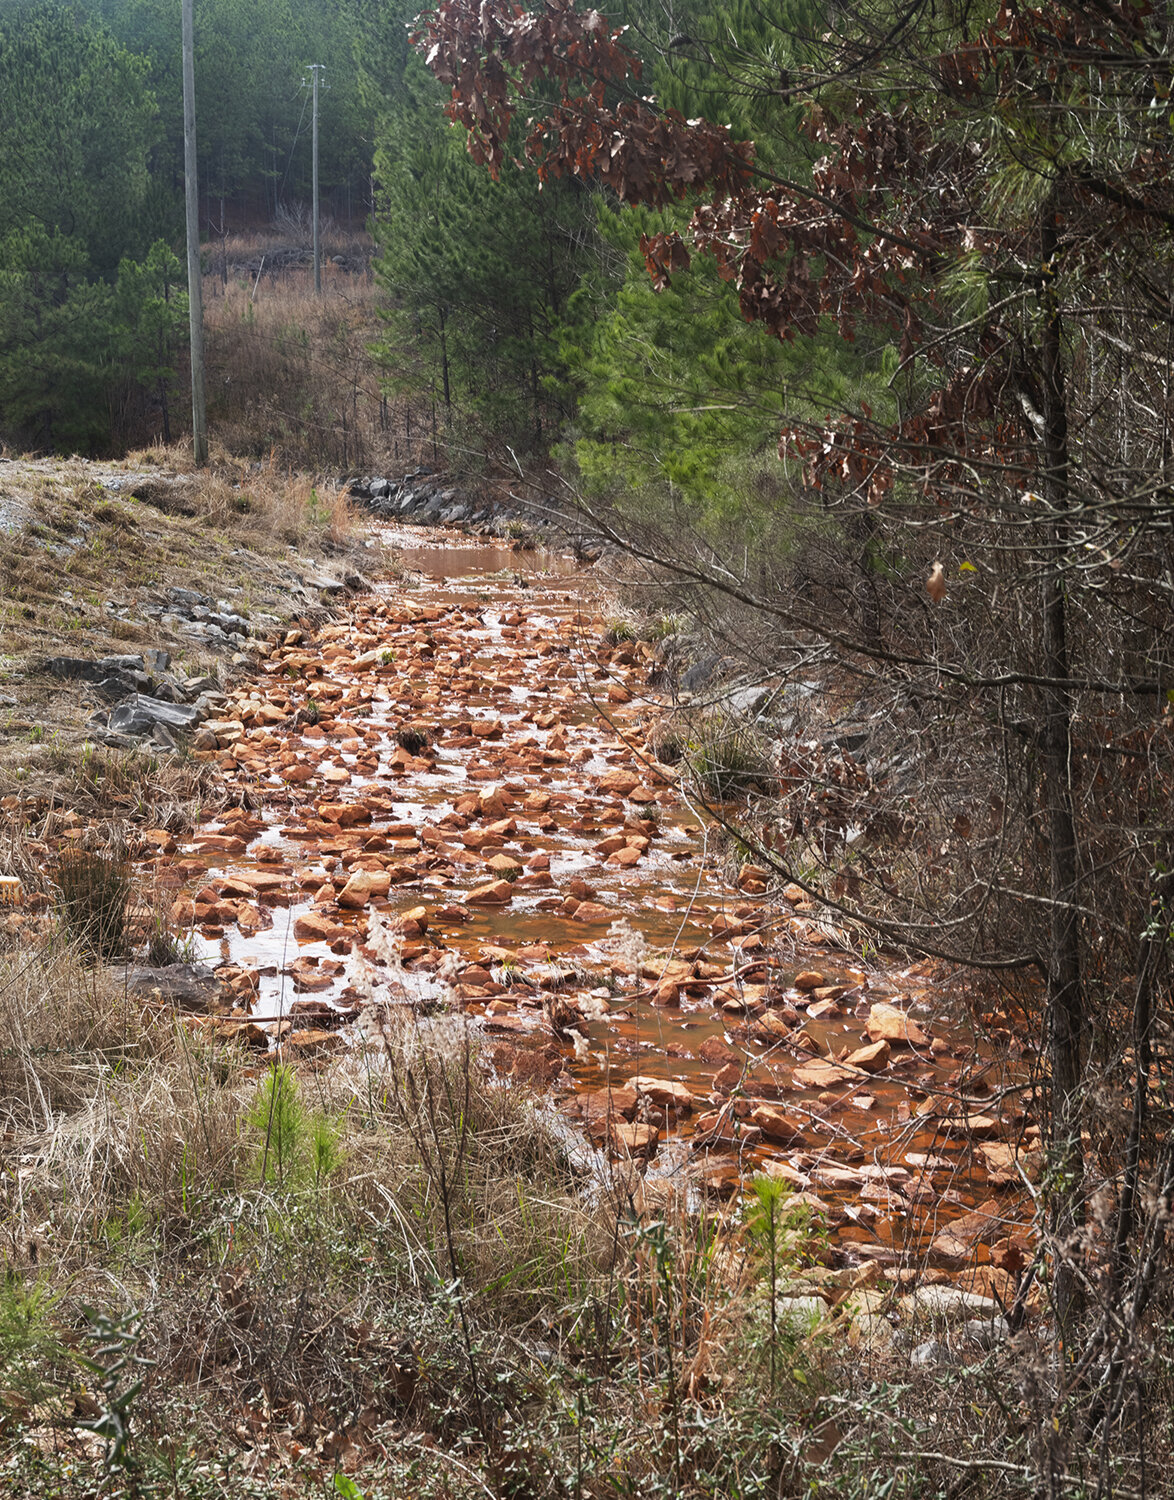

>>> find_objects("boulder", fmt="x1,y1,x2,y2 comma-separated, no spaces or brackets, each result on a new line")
124,963,224,1010
107,694,202,738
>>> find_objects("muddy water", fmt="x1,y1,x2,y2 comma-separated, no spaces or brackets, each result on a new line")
168,524,1033,1280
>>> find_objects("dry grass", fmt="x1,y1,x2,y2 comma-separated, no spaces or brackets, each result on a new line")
1,931,1169,1496
202,260,385,472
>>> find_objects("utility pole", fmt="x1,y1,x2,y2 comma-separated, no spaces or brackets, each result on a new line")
182,0,208,465
306,63,325,294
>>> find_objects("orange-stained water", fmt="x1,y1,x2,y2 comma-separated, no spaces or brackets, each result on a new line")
166,523,1034,1275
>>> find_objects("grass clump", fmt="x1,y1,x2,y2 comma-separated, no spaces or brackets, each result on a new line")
685,712,774,801
395,722,432,757
54,848,131,959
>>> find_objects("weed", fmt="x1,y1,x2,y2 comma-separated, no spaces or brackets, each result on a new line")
603,615,638,645
684,712,773,800
395,723,431,756
73,1307,153,1474
55,848,131,959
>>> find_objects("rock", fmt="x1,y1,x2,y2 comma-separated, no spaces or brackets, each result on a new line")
124,963,224,1010
294,911,345,941
750,1009,793,1044
748,1102,805,1142
792,1059,864,1088
610,1121,660,1157
628,1075,694,1113
775,1295,830,1330
911,1339,956,1368
793,970,825,992
962,1315,1009,1350
570,900,611,922
598,768,640,797
692,1108,763,1151
929,1198,1005,1261
845,1039,891,1072
167,586,208,609
468,879,514,905
865,1002,931,1047
92,671,152,701
338,872,375,910
107,694,202,738
905,1284,1001,1319
698,1034,740,1066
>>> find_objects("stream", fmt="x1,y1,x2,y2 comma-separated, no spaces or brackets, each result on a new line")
163,524,1034,1288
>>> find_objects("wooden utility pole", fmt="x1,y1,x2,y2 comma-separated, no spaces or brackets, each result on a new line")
182,0,208,464
307,63,325,294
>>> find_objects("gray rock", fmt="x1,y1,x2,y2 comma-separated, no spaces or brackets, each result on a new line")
143,647,171,674
149,675,187,704
680,654,725,693
209,611,250,636
124,962,224,1010
108,694,202,738
91,672,150,703
150,721,180,750
167,586,208,610
962,1315,1009,1350
92,730,143,750
905,1285,1001,1320
185,674,220,696
42,656,116,684
911,1339,956,1367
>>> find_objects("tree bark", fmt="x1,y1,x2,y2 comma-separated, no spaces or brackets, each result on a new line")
1038,202,1085,1333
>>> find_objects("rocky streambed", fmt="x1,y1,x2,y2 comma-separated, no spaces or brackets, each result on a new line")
135,523,1036,1312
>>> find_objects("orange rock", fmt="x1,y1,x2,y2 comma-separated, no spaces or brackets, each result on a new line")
468,880,514,905
610,1121,659,1156
294,912,345,942
793,970,825,992
281,1028,345,1056
628,1075,694,1113
338,872,375,910
598,768,639,796
792,1059,863,1089
749,1103,805,1143
570,900,611,922
865,1002,930,1047
485,853,523,877
750,1010,793,1043
845,1039,891,1072
317,802,372,827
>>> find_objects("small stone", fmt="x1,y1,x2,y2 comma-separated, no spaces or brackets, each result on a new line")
468,879,514,905
865,1002,931,1047
845,1038,891,1072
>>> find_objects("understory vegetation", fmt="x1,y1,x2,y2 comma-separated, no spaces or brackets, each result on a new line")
4,936,1170,1499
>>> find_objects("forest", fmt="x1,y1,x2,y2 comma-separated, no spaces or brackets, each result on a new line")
1,0,1174,1495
